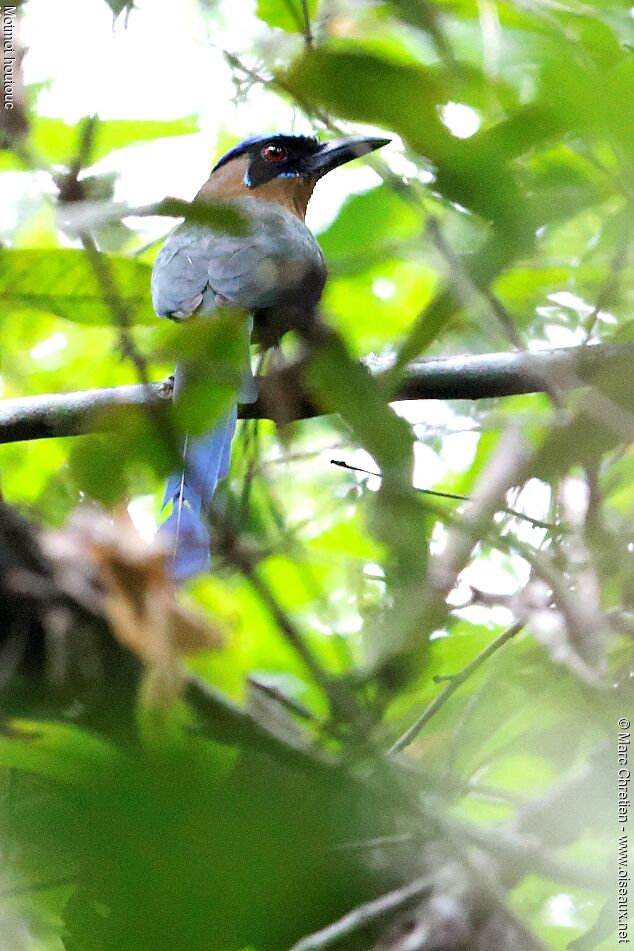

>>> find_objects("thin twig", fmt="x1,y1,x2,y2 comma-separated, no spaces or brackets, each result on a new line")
223,49,333,128
248,675,316,721
331,833,415,852
374,426,532,683
388,621,524,755
222,545,360,724
289,875,434,951
79,235,150,385
583,204,632,342
331,459,555,531
300,0,314,49
185,671,333,771
78,234,182,473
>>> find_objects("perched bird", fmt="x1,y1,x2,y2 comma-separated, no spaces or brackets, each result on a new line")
152,132,390,580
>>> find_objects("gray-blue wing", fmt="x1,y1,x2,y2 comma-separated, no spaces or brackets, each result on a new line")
151,225,278,318
202,218,322,311
151,204,323,319
151,228,217,318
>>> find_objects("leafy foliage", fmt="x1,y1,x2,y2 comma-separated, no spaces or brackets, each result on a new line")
256,0,317,33
0,249,154,325
0,0,633,949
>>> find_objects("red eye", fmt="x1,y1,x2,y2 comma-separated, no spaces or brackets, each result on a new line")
262,143,287,163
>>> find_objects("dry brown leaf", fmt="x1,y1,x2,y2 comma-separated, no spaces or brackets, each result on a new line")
43,507,223,669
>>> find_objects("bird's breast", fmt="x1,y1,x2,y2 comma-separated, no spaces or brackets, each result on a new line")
229,197,326,343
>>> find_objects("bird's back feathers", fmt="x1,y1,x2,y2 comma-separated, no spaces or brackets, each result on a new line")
154,197,325,581
151,197,325,330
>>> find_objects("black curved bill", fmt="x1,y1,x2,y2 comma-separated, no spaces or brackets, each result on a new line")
300,135,391,177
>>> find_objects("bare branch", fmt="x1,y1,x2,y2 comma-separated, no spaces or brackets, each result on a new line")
388,621,524,754
1,343,632,444
300,0,314,49
372,427,533,686
289,876,434,951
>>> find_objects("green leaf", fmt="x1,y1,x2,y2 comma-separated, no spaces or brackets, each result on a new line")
318,185,420,261
307,333,413,483
285,49,523,226
154,197,247,236
390,232,521,371
387,0,454,63
68,408,173,506
603,56,634,161
0,720,123,785
0,249,154,325
285,49,451,161
167,310,252,435
306,332,429,617
325,264,437,361
31,114,199,166
256,0,317,33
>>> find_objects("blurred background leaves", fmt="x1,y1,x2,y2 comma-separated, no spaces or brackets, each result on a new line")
0,0,632,949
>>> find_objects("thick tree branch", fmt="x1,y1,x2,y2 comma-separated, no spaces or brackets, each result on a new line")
0,343,631,444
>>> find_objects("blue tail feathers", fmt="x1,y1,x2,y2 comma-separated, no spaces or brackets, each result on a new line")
159,404,238,582
160,313,257,583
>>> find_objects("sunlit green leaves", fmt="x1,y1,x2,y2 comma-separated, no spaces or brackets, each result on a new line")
163,310,251,435
318,185,420,263
256,0,318,33
0,249,154,325
307,332,413,483
285,48,529,227
67,408,172,507
33,115,199,166
0,113,200,173
306,332,429,654
324,259,437,355
286,49,452,160
0,720,123,785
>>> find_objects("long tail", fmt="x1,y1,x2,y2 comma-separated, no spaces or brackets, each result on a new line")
160,315,256,582
159,402,238,581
